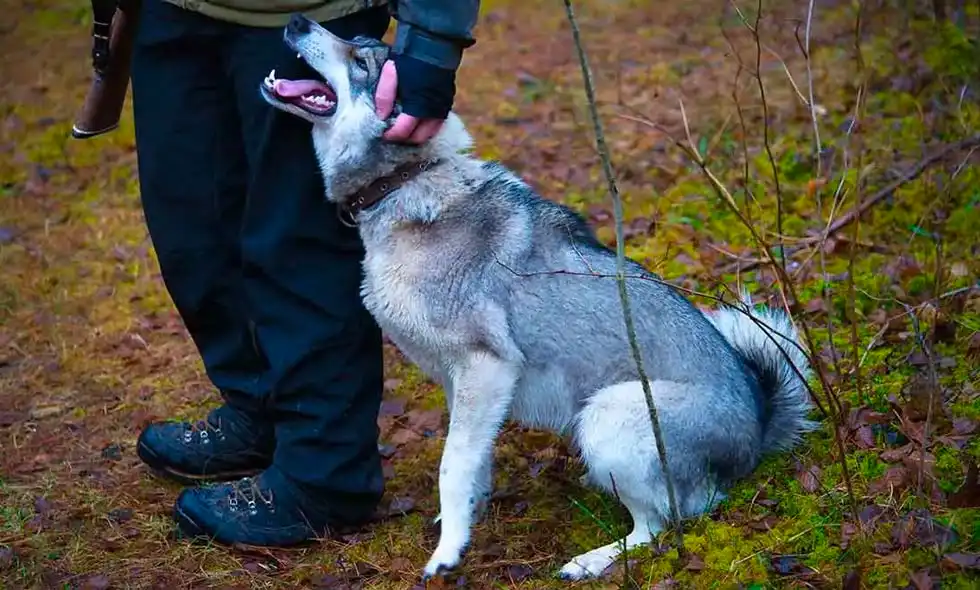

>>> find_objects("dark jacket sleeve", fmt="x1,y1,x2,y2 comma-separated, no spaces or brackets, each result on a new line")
388,0,481,70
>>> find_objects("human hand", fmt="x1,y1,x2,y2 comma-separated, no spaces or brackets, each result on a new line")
374,56,456,145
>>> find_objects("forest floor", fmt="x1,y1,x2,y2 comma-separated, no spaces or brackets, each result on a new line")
1,0,979,588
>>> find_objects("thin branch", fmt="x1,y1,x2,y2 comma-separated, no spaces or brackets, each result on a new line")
721,133,980,274
561,0,685,553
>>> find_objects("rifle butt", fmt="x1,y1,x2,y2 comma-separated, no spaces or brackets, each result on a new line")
72,2,140,140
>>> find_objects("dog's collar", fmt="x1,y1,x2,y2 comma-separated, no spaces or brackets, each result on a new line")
339,158,441,226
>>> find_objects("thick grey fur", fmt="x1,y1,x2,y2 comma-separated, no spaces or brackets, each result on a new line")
261,14,819,582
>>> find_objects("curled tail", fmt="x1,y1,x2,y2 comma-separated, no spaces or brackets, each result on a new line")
703,291,819,453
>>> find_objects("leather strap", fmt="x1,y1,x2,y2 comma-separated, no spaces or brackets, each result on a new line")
342,158,441,221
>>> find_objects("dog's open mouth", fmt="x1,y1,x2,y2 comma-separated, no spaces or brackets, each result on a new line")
263,69,337,116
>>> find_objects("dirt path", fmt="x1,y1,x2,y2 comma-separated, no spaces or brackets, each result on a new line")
2,1,979,588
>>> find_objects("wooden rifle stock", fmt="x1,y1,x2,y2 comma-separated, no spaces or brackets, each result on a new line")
71,0,141,140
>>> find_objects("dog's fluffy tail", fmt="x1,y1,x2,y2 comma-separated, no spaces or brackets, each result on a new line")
704,291,819,453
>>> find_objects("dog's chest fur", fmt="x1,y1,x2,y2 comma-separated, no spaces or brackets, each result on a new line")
358,220,465,389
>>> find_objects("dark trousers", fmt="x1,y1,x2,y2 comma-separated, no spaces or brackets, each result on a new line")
130,0,390,509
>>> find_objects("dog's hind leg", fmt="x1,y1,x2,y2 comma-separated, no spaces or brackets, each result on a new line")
559,495,662,581
422,350,519,579
560,380,723,580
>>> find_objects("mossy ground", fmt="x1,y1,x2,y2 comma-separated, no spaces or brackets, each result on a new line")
1,0,979,588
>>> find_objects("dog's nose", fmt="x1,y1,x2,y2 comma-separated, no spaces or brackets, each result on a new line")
287,13,311,35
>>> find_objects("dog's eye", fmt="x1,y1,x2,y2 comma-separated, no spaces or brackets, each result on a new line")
354,56,369,73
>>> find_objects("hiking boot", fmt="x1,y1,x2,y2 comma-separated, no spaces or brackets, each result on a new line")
137,404,275,484
173,466,373,547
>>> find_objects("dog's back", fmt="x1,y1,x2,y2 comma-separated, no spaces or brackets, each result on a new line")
465,162,762,432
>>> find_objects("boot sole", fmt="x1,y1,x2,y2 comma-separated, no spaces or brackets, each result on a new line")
173,500,329,548
137,439,267,486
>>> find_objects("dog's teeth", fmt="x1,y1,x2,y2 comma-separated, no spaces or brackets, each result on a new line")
270,68,276,79
297,52,302,59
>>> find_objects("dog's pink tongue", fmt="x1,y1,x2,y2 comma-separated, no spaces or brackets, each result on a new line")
274,79,328,97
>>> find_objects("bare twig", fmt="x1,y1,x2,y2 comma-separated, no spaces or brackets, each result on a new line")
620,5,860,518
802,0,822,175
846,0,868,407
561,0,685,553
856,284,978,369
732,0,788,274
721,133,980,274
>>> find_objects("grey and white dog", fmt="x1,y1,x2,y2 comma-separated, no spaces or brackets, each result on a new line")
261,14,817,582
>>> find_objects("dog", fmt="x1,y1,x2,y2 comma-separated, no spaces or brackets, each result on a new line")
260,14,818,582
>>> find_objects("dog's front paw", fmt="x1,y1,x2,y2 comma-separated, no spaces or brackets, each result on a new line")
422,544,463,580
558,553,614,581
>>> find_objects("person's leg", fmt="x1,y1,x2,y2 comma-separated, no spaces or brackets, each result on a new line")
131,1,274,482
173,6,393,546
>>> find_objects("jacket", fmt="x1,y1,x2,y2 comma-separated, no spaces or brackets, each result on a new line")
161,0,481,70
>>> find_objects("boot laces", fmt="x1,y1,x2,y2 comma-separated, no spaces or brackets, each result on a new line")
227,477,275,516
182,417,226,445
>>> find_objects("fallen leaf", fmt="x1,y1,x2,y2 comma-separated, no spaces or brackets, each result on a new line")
80,574,111,590
388,557,412,571
869,308,908,334
683,553,705,572
386,496,416,516
344,561,379,579
840,522,858,549
747,514,779,532
0,547,15,571
34,496,52,515
797,464,822,493
512,500,529,516
242,562,263,574
804,298,829,315
931,311,957,344
108,508,133,523
378,398,406,417
853,425,876,449
939,552,980,572
404,409,443,435
881,443,913,462
850,407,891,427
842,568,861,590
868,466,910,496
388,428,422,446
901,449,938,486
947,460,980,508
0,411,26,427
902,373,951,430
770,554,815,576
907,568,935,590
505,563,533,581
952,417,977,435
891,509,958,549
311,573,345,589
101,443,123,461
967,333,980,359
